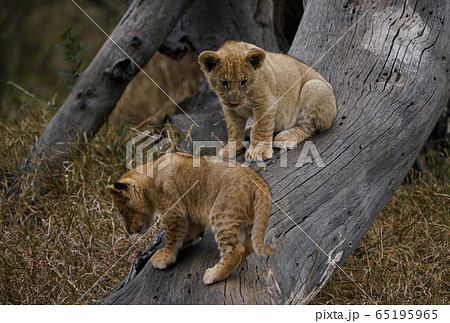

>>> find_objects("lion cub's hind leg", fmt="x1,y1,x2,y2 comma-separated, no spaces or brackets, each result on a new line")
203,237,245,285
240,224,254,257
274,79,337,150
182,223,206,249
203,204,246,284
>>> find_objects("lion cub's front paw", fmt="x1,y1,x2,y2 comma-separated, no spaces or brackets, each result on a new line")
219,142,243,159
150,249,176,269
273,130,301,150
203,267,221,285
245,145,273,162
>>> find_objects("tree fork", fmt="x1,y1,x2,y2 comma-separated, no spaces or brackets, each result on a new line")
18,0,192,175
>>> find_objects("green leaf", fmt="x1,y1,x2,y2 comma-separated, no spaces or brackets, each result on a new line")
59,71,72,76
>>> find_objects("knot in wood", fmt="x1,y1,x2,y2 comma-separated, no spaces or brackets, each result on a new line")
107,58,135,81
131,36,142,49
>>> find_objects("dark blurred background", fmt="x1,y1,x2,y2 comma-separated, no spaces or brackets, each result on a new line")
0,1,126,112
0,0,206,126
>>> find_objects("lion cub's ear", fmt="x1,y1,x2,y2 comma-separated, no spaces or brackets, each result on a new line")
105,182,130,200
198,51,220,72
246,48,266,70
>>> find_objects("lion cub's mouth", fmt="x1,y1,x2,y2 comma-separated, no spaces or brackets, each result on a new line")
224,99,245,110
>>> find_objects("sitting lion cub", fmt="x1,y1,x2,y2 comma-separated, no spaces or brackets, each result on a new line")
198,41,337,162
106,152,274,284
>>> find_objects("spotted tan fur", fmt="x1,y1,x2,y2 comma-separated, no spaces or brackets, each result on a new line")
198,41,337,161
106,152,274,284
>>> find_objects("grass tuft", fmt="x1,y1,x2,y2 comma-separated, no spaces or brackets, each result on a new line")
0,52,202,304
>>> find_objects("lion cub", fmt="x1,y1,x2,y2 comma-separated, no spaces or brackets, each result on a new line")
199,41,337,162
106,152,274,284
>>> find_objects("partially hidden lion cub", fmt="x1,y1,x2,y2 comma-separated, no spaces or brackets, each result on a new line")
106,152,274,284
198,41,337,162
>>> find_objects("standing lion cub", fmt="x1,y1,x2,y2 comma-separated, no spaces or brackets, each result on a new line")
199,41,337,162
106,152,274,284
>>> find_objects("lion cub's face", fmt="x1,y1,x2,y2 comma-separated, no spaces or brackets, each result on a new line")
106,178,155,234
198,42,266,110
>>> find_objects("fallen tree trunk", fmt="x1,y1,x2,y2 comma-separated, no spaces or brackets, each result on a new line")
97,0,449,304
19,0,191,173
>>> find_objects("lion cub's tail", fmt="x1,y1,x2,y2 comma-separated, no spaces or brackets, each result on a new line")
251,178,276,257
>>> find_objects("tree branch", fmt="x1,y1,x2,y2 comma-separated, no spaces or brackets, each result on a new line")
19,0,192,174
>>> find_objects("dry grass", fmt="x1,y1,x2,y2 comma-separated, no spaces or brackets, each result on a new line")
0,50,448,304
314,152,449,304
0,53,202,305
0,102,146,304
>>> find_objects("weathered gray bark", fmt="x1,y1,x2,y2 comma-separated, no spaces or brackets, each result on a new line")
97,0,449,304
19,0,191,173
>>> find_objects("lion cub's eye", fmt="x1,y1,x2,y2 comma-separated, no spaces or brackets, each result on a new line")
240,79,248,87
220,80,229,87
